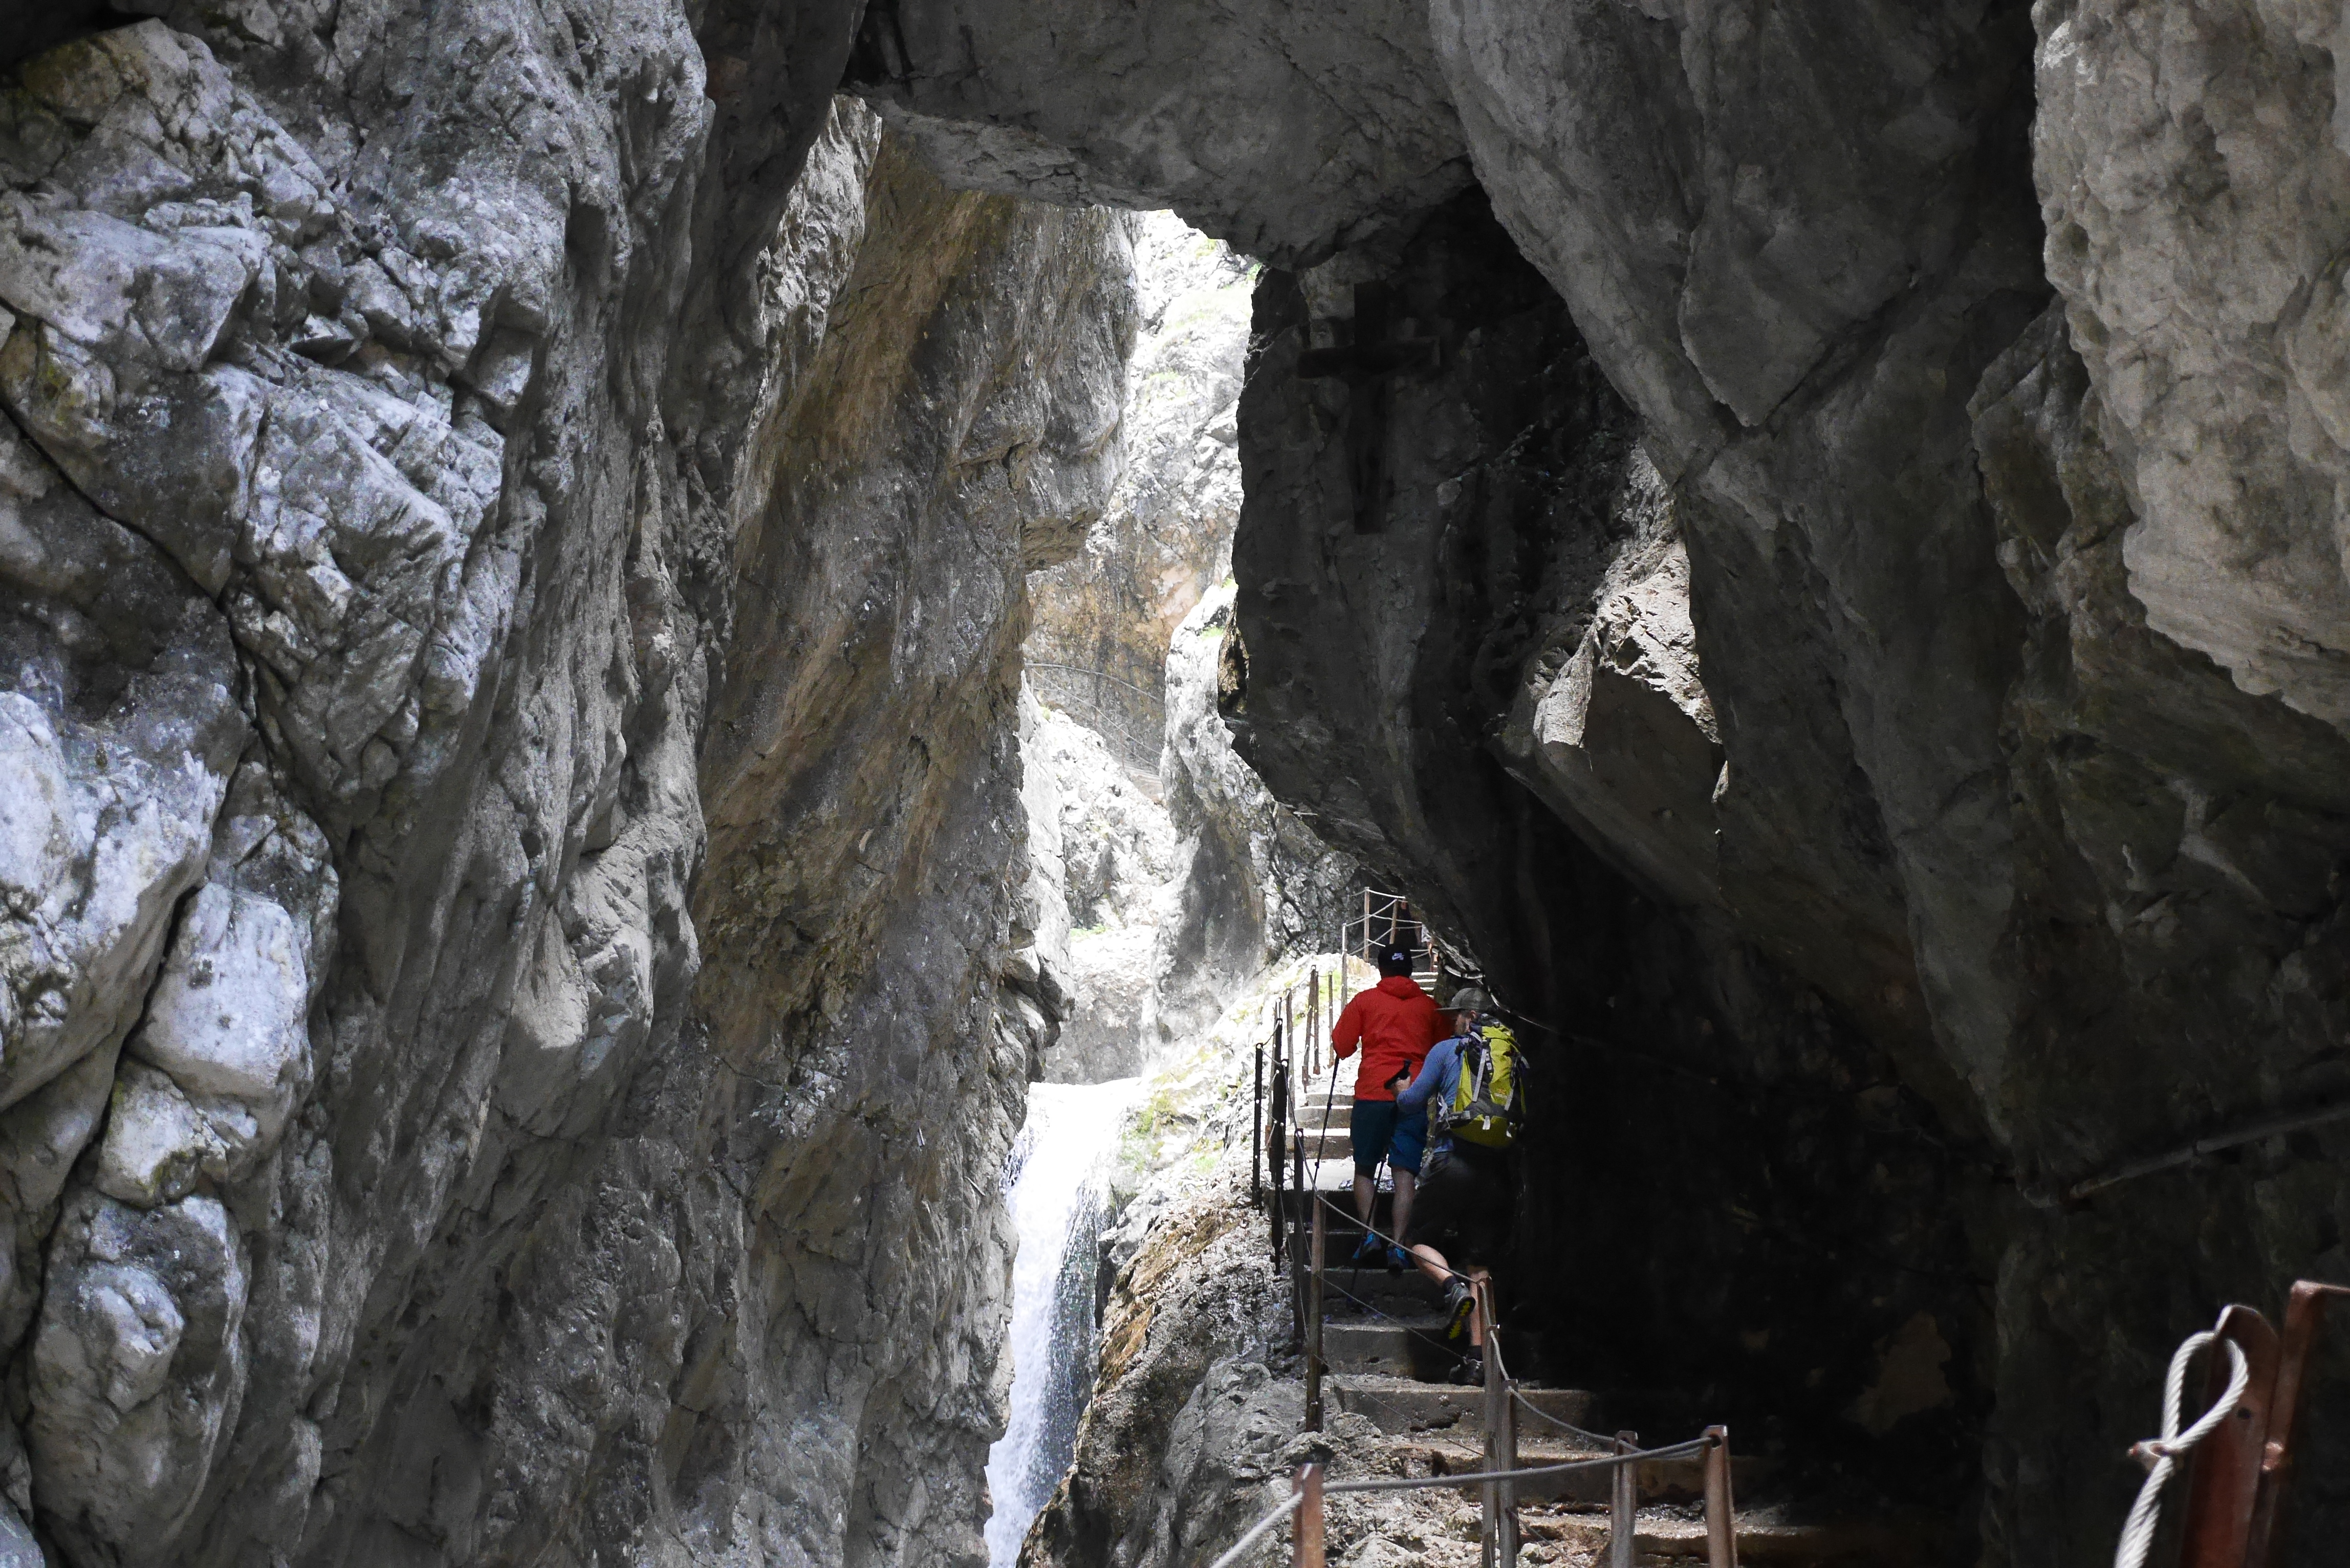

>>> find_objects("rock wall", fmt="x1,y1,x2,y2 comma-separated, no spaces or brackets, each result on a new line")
1153,586,1357,1049
1020,697,1173,1082
856,0,2350,1557
1229,191,1990,1522
1022,209,1356,1079
1026,213,1253,704
0,1,1137,1556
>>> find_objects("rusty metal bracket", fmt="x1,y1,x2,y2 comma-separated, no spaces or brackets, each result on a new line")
2175,1280,2350,1568
2248,1281,2350,1568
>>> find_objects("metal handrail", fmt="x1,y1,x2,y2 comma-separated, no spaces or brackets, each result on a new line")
1026,661,1168,708
1027,661,1166,777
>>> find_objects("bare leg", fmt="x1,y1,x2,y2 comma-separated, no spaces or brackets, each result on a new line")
1353,1170,1377,1230
1389,1167,1417,1244
1411,1243,1450,1288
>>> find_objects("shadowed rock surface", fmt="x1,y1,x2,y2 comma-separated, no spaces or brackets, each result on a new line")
5,1,2350,1565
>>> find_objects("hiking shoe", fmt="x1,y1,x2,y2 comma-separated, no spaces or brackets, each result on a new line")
1386,1245,1409,1274
1351,1234,1382,1266
1452,1352,1485,1387
1443,1278,1475,1339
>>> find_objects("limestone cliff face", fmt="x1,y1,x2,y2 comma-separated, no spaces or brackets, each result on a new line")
1026,214,1253,706
0,2,1135,1557
1230,193,1988,1519
858,0,2350,1555
1152,587,1356,1049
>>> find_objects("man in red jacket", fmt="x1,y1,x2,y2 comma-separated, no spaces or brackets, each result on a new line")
1329,945,1444,1267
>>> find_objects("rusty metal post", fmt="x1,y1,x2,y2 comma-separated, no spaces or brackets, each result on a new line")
1253,1044,1264,1207
1484,1291,1517,1568
1293,1464,1325,1568
1291,1116,1308,1348
1703,1426,1737,1568
1608,1431,1639,1568
1270,1027,1288,1266
1306,1192,1327,1430
2180,1306,2280,1568
2248,1281,2350,1568
1308,966,1320,1082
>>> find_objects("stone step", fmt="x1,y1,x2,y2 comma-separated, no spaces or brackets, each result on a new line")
1520,1511,1914,1564
1390,1437,1774,1507
1328,1375,1595,1436
1323,1318,1542,1380
1319,1263,1447,1313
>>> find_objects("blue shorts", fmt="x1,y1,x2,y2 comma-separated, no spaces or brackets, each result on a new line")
1348,1101,1425,1177
1389,1109,1426,1176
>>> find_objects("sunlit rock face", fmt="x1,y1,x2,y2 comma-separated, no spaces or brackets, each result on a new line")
0,0,1136,1549
1027,213,1254,705
1151,585,1357,1048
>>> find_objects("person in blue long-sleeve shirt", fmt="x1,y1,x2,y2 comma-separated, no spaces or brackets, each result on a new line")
1394,985,1514,1385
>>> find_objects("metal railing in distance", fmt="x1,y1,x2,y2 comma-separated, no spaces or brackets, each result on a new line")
1198,1436,1736,1568
1027,661,1166,779
1213,1187,1744,1568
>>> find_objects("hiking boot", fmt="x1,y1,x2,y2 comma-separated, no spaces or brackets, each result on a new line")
1443,1278,1475,1339
1351,1233,1382,1266
1386,1245,1408,1274
1452,1352,1485,1387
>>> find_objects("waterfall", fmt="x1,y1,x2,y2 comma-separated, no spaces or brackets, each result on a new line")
985,1079,1138,1568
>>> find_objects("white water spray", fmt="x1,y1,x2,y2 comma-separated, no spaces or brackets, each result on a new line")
984,1080,1138,1568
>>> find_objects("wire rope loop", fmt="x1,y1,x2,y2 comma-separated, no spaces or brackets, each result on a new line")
2112,1320,2252,1568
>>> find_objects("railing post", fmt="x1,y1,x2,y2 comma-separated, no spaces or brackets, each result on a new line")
1703,1426,1737,1568
1305,1193,1326,1430
1309,966,1320,1081
1608,1431,1639,1568
1290,1119,1308,1350
1270,1028,1287,1267
1252,1044,1264,1207
1293,1464,1324,1568
1483,1287,1517,1568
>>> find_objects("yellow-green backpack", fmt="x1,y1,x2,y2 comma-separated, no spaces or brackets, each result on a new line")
1443,1018,1523,1148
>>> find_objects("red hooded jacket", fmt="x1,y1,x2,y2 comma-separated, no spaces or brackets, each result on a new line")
1329,975,1444,1102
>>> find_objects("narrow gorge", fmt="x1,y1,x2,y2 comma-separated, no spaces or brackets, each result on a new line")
1,2,2347,1567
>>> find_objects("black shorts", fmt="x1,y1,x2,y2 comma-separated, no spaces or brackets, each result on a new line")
1403,1141,1512,1266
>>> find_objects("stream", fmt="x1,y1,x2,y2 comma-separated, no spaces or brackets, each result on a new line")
984,1079,1140,1568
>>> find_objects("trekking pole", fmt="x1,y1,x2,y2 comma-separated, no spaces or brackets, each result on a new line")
1305,1188,1326,1430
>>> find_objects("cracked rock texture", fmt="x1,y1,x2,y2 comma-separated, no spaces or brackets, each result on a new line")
1022,209,1355,1082
0,0,1135,1554
1021,698,1172,1082
848,0,2350,1557
842,3,1468,265
1153,586,1357,1050
11,0,2350,1564
1027,213,1253,705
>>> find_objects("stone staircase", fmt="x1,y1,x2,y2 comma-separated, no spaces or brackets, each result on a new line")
1283,1073,1926,1564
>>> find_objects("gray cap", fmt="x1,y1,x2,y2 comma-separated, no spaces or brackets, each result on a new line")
1446,986,1490,1015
